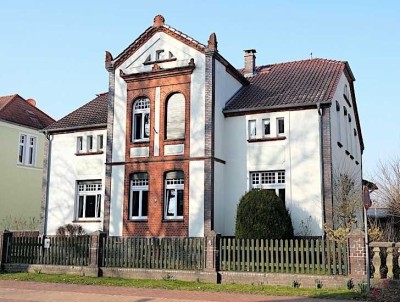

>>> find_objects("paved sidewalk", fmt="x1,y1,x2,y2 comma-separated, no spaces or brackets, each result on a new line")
0,280,353,302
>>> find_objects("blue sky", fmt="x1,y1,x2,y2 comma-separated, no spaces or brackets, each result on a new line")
1,1,399,177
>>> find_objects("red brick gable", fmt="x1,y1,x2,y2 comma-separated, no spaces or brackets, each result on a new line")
0,94,55,129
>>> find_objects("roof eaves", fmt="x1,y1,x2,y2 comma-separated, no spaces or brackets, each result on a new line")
223,101,331,116
45,123,107,134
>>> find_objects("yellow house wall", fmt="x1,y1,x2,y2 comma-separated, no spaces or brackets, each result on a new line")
0,121,45,230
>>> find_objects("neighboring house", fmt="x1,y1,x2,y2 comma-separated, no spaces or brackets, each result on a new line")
0,94,55,230
42,93,107,234
42,15,364,237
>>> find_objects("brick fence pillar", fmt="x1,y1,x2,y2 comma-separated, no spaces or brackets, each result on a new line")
89,231,106,272
0,231,12,270
204,232,220,272
347,230,367,282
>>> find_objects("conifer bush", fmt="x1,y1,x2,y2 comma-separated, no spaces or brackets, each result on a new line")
235,189,294,239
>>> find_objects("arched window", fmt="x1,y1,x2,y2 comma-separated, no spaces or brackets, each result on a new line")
130,173,148,219
132,97,150,142
164,171,184,219
166,93,185,140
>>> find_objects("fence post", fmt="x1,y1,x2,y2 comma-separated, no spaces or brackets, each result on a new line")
347,230,367,283
89,231,106,274
0,231,12,270
204,232,220,273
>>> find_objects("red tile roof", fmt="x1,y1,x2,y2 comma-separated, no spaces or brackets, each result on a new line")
46,93,108,132
224,58,345,113
0,94,55,129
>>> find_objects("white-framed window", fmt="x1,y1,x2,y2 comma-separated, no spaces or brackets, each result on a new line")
76,180,102,220
248,120,256,139
129,173,149,220
250,170,286,203
132,97,150,142
164,171,184,219
166,93,185,140
277,118,285,135
87,135,94,152
77,136,83,153
18,133,37,166
263,118,271,137
97,134,104,151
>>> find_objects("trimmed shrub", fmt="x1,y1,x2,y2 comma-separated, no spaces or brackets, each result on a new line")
235,189,294,239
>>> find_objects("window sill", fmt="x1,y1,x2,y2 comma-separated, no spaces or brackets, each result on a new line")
128,218,148,222
164,138,185,144
247,136,286,143
163,218,184,222
75,151,104,156
73,219,102,223
131,140,150,146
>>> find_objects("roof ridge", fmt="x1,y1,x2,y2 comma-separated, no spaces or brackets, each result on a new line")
57,93,107,122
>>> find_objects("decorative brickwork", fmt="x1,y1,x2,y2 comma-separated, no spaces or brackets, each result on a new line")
321,106,333,228
347,230,367,281
204,49,216,236
103,67,115,234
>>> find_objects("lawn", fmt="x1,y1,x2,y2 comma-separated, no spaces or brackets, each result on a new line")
0,272,365,300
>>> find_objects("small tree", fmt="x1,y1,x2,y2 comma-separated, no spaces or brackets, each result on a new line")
324,169,362,242
235,189,293,239
332,170,362,229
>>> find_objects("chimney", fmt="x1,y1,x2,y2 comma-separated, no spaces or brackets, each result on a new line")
244,49,256,77
26,98,36,107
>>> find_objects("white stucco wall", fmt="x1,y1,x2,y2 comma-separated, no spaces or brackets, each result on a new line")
330,73,363,228
212,60,243,236
214,60,243,160
46,129,106,235
189,161,204,237
221,109,323,236
109,165,124,236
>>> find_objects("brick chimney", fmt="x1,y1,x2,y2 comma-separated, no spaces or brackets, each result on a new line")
244,49,256,77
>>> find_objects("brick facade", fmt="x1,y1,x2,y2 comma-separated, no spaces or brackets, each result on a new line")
120,66,194,236
321,106,333,228
103,65,116,234
204,49,216,236
347,230,367,282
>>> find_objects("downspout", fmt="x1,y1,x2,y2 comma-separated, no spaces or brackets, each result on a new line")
317,102,325,238
42,130,53,237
